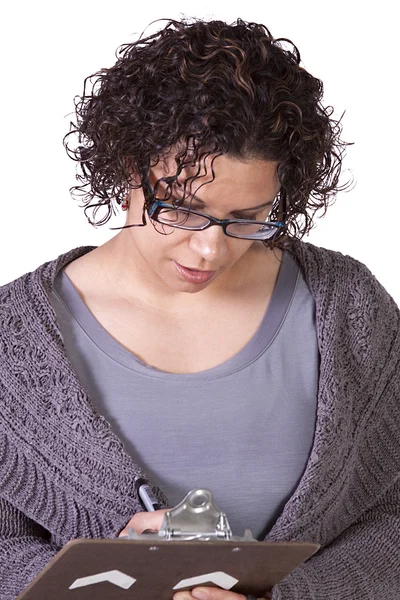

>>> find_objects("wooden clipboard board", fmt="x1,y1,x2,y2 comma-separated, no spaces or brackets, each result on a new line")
18,538,320,600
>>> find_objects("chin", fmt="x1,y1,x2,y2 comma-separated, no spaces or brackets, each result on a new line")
170,280,213,294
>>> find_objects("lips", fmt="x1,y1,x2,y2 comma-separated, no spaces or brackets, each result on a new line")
183,265,213,273
174,261,216,284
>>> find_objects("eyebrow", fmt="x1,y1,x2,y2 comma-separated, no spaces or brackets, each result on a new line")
181,191,275,213
156,179,276,212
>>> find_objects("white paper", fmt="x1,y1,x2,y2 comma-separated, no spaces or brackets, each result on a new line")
69,569,136,589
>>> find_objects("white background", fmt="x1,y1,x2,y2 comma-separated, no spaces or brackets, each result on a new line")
1,0,399,302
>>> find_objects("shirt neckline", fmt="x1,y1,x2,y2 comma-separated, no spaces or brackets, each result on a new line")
52,250,299,380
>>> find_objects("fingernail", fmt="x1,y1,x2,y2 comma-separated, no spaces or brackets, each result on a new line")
192,590,209,600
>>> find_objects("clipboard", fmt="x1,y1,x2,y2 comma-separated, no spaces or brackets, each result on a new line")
18,489,320,600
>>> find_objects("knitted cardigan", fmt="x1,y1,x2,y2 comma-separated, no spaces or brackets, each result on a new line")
0,241,399,600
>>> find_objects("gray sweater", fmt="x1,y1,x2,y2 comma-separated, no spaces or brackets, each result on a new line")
0,240,399,600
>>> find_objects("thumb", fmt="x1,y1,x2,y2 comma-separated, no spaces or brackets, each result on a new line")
119,508,170,537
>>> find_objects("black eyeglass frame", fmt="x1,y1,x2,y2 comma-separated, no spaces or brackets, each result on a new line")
144,177,285,241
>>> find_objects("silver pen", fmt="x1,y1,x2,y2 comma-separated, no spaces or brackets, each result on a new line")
134,477,160,512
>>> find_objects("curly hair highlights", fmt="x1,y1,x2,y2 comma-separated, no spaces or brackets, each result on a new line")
64,17,353,250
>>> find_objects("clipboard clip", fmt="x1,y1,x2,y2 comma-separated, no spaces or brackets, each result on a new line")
127,488,258,542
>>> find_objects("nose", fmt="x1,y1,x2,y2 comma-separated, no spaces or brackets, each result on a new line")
188,225,227,265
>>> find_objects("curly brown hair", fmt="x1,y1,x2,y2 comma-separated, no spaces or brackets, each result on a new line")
64,17,353,250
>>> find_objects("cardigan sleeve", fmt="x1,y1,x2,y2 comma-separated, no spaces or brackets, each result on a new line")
271,473,400,600
0,497,61,600
267,252,400,600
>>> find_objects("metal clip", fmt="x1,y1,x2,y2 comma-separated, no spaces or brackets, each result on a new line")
126,488,257,542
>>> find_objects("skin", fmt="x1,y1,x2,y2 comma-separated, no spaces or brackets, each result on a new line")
81,152,282,311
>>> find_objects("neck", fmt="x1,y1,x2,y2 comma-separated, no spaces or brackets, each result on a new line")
89,232,282,312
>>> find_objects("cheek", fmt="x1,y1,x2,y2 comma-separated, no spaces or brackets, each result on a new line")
132,222,187,258
228,239,255,260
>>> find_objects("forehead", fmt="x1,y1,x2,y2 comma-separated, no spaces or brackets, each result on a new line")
153,153,280,200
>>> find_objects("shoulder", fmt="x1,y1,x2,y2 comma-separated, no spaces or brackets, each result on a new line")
288,238,380,281
289,239,399,372
288,239,398,311
0,246,96,311
0,245,95,379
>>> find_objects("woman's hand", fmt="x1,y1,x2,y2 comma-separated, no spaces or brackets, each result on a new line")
118,511,272,600
118,508,169,537
173,590,270,600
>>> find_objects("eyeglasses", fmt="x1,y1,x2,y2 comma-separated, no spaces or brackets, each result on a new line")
145,179,285,241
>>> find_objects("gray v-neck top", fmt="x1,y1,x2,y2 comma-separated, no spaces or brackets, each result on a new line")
49,250,319,539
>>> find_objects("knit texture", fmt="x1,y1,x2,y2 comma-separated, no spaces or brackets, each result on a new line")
0,240,399,600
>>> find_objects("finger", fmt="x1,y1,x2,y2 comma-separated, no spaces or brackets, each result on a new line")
118,508,169,537
193,589,247,600
173,588,247,600
118,514,160,536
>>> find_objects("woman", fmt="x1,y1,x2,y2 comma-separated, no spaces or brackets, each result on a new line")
0,17,399,600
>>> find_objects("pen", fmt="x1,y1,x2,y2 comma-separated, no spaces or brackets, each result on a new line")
134,477,161,512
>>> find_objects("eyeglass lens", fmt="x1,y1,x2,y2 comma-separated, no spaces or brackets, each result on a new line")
155,206,277,240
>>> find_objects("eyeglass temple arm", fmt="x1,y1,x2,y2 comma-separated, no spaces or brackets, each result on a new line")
278,194,286,222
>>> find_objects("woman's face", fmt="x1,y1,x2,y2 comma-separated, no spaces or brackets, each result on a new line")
122,153,281,295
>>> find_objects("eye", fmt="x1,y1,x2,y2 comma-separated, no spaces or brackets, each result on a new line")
232,213,258,221
174,198,201,212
